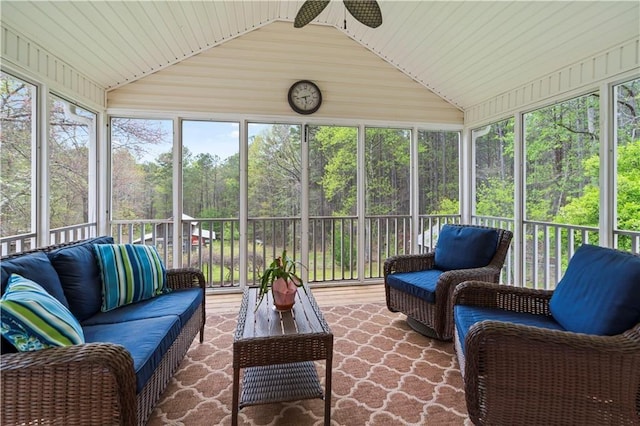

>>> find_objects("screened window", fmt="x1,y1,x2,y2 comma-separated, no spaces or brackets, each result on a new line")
110,118,173,221
473,119,515,219
49,96,95,229
613,77,640,251
523,93,600,287
0,72,36,243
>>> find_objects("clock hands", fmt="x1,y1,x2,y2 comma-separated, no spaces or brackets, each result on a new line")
288,80,322,114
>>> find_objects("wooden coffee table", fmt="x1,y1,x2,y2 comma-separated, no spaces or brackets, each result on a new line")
232,286,333,425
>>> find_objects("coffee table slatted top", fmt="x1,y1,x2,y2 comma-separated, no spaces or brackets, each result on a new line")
237,287,330,340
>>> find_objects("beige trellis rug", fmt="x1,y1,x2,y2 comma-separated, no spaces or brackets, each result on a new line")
148,303,470,425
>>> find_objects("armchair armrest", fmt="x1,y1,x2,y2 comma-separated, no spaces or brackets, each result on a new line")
383,253,436,277
1,343,137,426
464,320,640,425
453,280,554,315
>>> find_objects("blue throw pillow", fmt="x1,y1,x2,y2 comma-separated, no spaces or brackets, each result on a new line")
549,244,640,335
0,274,84,351
94,244,168,312
434,225,499,271
1,251,69,309
48,236,114,321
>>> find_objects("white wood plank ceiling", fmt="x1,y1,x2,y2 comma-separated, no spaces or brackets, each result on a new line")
1,1,638,110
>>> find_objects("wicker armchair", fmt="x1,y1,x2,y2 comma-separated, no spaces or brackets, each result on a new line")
384,224,512,340
453,246,640,425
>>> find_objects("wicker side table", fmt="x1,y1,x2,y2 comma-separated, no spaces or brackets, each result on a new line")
232,287,333,426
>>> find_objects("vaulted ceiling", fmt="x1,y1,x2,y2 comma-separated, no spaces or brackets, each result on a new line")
2,1,638,110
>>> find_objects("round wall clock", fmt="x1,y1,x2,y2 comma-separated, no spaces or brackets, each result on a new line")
287,80,322,115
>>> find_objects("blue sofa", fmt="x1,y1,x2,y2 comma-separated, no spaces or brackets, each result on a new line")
453,244,640,425
1,236,206,426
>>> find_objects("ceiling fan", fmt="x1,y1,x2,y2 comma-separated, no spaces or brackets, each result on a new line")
294,0,383,29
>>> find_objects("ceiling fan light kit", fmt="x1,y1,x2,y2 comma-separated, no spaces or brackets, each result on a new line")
294,0,382,29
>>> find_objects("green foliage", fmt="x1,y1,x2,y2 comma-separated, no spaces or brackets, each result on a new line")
525,94,600,221
559,139,640,234
257,250,307,308
435,198,459,215
418,130,460,214
332,226,356,269
365,128,411,215
312,126,358,216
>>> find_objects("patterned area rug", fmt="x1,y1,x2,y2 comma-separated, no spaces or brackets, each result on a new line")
148,303,470,425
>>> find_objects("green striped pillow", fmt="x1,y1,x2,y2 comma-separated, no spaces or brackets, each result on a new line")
94,244,167,312
1,274,85,351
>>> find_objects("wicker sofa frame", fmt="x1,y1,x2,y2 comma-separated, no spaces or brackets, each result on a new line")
1,240,206,426
384,224,513,341
453,280,640,425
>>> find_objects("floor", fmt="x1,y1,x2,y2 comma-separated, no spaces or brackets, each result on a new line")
206,283,386,314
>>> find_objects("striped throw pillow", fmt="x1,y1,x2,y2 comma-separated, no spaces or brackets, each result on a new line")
1,274,85,351
94,244,167,312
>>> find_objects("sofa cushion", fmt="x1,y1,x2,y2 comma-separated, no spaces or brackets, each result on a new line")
386,269,443,304
94,244,168,312
434,225,499,271
82,315,181,393
1,251,69,308
1,274,84,352
48,236,114,321
549,244,640,336
82,288,202,328
454,305,565,354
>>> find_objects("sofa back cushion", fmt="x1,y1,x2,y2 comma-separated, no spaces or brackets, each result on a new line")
434,225,499,271
1,274,84,351
94,244,167,312
549,244,640,335
48,236,114,321
1,251,69,308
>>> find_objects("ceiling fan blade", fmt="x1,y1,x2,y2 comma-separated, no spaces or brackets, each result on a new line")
343,0,383,28
294,0,331,28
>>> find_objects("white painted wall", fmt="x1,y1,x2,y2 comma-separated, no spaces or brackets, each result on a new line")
107,22,463,124
465,37,640,127
1,24,105,110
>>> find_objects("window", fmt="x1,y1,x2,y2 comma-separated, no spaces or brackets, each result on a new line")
0,72,38,255
365,127,411,275
182,120,240,286
473,119,515,219
183,120,240,218
308,125,358,281
417,130,460,216
417,130,461,251
613,78,640,251
49,96,96,229
524,93,600,287
1,72,36,243
247,123,302,282
110,118,173,220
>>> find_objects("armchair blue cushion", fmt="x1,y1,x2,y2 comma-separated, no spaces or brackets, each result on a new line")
434,224,499,271
549,244,640,336
385,269,443,304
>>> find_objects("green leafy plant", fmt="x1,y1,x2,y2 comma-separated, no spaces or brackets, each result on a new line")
257,250,307,308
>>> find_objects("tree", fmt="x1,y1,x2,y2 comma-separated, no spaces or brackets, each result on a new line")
0,73,33,237
110,118,172,220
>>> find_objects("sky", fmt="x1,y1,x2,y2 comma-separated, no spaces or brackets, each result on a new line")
183,120,239,161
139,120,270,163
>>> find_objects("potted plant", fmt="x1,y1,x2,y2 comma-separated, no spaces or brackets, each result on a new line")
257,250,307,311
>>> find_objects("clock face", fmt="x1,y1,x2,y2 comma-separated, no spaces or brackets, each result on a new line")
288,80,322,115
